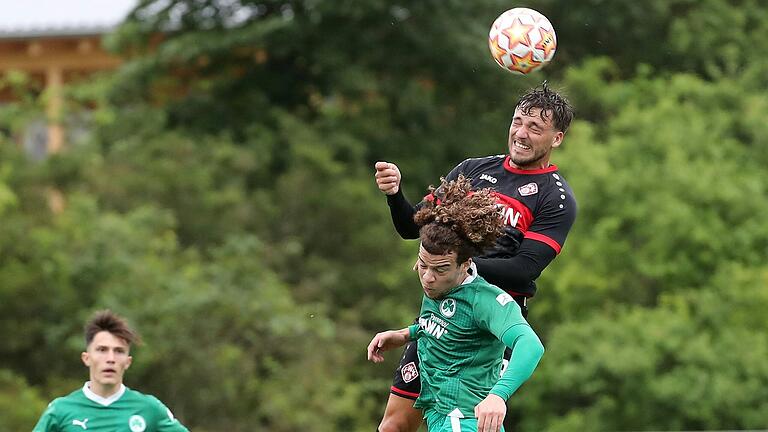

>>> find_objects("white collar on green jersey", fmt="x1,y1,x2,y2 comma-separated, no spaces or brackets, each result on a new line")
461,261,478,285
82,382,127,406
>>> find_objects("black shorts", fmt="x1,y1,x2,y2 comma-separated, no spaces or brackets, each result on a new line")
390,296,529,400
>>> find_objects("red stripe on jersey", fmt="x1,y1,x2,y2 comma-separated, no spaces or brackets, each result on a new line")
494,194,533,231
525,231,562,254
390,386,420,399
503,156,559,175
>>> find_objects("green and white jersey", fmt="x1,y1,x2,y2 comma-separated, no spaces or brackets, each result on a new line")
411,268,528,418
33,383,189,432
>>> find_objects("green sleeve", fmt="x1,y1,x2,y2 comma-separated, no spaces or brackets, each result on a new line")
408,323,420,341
150,397,190,432
489,323,544,401
32,401,59,432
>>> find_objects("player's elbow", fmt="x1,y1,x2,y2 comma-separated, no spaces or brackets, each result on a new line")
378,418,413,432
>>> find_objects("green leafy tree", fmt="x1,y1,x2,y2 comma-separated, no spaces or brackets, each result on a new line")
516,265,768,431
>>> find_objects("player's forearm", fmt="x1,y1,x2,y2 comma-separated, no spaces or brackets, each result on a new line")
474,241,556,293
489,324,544,400
386,189,420,239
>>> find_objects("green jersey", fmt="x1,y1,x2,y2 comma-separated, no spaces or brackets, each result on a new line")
33,383,189,432
410,272,531,418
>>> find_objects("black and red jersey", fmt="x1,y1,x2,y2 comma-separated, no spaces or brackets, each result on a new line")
386,154,577,297
444,154,576,255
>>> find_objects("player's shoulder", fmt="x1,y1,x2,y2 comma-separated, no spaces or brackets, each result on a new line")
124,387,163,405
466,276,506,299
467,277,521,310
51,387,87,406
540,166,574,191
126,388,183,423
459,154,506,169
531,166,577,205
37,389,83,423
117,387,157,411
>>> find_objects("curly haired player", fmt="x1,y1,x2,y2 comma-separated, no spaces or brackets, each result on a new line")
374,83,575,432
367,176,545,432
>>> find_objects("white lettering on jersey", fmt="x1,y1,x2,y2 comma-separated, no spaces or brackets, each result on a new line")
480,173,498,184
419,316,448,339
501,207,521,227
496,293,514,306
72,418,89,430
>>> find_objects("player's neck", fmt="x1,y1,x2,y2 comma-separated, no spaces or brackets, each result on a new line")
509,157,551,170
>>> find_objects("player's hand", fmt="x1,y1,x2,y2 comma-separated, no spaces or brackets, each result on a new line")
367,328,409,363
475,394,506,432
374,161,401,195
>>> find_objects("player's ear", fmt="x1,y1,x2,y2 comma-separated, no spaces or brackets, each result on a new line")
460,258,471,274
81,352,90,367
551,131,564,148
125,356,132,370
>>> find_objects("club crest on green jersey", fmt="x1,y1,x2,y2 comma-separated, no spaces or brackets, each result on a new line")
129,415,147,432
439,299,456,318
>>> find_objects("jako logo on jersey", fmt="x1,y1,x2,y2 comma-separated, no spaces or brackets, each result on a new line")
518,182,538,196
419,316,448,339
72,418,89,430
480,173,498,184
129,415,147,432
439,299,456,318
496,293,514,306
401,361,419,383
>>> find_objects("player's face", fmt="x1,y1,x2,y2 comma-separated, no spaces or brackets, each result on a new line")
416,245,471,299
508,107,564,169
82,331,132,392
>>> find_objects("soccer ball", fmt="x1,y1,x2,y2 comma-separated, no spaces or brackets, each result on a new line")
488,8,557,74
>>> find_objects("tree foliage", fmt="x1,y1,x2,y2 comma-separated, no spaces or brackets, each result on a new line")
2,0,768,430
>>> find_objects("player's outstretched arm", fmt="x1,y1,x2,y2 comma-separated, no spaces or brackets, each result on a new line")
367,328,411,363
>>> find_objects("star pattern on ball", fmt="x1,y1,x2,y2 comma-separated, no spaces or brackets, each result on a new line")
502,18,534,48
488,35,508,65
535,27,557,58
507,50,542,74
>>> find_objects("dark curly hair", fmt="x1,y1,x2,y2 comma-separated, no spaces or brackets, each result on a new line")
515,81,574,133
414,175,504,264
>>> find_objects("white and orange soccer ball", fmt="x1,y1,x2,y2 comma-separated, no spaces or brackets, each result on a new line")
488,8,557,75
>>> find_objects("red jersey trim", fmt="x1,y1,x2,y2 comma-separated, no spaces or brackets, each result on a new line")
525,232,562,254
503,156,559,175
390,386,419,399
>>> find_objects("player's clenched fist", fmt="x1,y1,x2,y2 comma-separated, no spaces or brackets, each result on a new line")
374,161,401,195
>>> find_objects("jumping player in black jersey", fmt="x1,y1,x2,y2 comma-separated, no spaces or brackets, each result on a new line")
373,83,576,432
